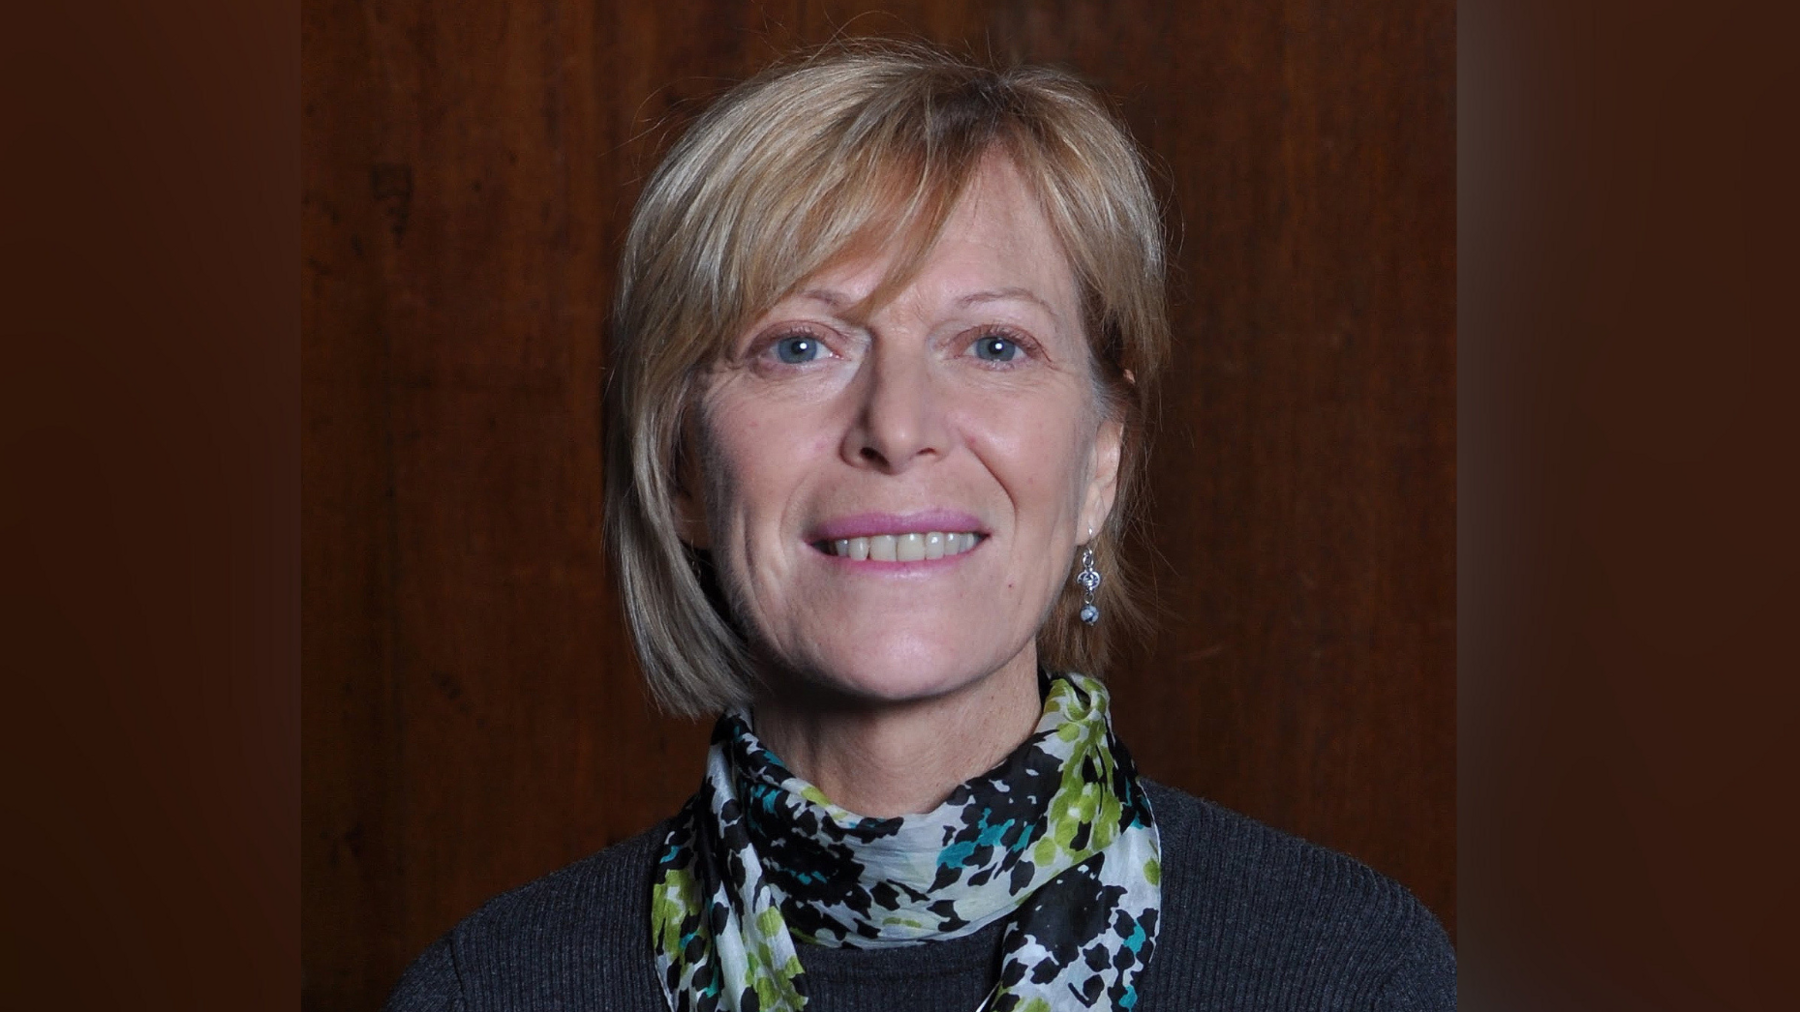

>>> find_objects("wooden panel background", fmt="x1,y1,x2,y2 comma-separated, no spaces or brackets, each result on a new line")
302,2,1454,1008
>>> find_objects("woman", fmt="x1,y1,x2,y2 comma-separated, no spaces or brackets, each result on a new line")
387,43,1453,1012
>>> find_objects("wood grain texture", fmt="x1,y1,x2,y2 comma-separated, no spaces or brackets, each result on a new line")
303,3,1454,1008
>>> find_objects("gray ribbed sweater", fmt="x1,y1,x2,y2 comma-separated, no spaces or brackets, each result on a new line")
385,781,1455,1010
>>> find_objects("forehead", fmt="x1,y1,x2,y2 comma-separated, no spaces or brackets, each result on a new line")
788,156,1080,325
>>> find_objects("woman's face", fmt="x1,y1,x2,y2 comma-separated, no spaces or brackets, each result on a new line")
687,156,1122,707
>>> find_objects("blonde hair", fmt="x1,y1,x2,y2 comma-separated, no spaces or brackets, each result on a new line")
605,41,1170,717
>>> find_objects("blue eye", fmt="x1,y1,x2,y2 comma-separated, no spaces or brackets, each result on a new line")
972,334,1020,362
774,335,822,363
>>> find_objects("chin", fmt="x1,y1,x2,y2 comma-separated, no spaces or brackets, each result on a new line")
786,634,1020,708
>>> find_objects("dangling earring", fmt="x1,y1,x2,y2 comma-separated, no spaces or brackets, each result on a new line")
1076,532,1101,626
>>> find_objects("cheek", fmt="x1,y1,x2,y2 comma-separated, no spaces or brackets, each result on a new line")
960,391,1096,518
700,426,772,540
698,391,830,539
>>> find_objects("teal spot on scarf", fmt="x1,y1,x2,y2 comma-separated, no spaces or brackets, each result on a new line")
938,839,977,868
1122,921,1146,953
940,812,1020,867
977,817,1014,847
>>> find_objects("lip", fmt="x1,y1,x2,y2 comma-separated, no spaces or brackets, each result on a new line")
806,510,987,542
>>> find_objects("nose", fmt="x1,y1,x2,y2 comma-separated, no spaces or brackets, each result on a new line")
840,339,948,472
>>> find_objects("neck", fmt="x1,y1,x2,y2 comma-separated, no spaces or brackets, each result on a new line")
751,653,1043,818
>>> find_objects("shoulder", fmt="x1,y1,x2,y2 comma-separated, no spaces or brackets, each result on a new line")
1140,781,1455,1011
382,821,670,1012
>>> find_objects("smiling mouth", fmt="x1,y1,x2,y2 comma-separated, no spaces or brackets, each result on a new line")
812,531,986,562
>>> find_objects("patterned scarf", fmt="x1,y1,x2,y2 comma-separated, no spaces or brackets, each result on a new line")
651,672,1161,1012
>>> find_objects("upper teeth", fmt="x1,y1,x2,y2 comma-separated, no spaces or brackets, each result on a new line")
825,532,981,562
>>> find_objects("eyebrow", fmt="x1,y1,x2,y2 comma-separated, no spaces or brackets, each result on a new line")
794,286,1062,320
955,287,1056,314
795,288,852,308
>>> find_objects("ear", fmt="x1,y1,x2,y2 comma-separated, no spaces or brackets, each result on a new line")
1078,415,1124,542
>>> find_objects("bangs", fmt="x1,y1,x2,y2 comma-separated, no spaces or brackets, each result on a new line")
721,95,1023,342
